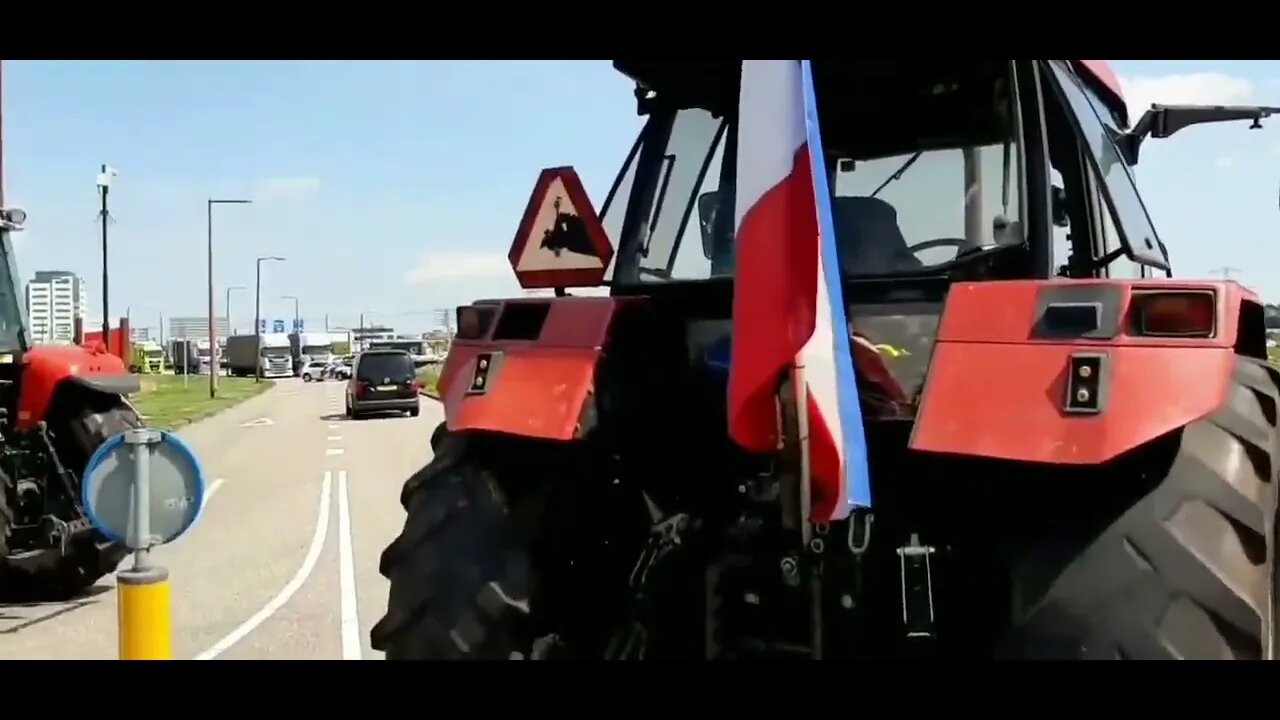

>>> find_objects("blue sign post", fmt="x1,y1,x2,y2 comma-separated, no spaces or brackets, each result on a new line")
258,319,266,333
292,318,304,332
82,428,206,660
272,319,285,333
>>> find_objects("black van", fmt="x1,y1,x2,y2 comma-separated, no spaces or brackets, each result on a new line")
345,349,422,419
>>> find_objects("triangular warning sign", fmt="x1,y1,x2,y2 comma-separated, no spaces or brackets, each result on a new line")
508,166,614,289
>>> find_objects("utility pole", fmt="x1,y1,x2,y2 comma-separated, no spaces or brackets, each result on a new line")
1208,266,1243,280
207,198,253,398
96,165,118,352
282,295,300,335
225,285,245,336
254,256,285,382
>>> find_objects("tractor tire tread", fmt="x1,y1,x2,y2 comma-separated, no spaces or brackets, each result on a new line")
370,453,535,660
1007,357,1277,660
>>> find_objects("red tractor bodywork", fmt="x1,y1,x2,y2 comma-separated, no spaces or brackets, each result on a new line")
15,343,136,432
910,279,1261,464
440,297,625,441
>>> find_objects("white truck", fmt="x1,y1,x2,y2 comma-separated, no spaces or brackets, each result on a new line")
196,339,214,374
293,331,339,374
225,333,294,378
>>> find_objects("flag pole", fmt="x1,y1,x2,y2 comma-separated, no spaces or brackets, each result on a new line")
791,360,813,547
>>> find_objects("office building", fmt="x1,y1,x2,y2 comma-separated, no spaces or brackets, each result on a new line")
168,316,230,342
25,271,88,344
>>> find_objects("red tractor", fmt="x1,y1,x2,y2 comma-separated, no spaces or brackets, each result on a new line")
372,60,1280,659
0,65,143,599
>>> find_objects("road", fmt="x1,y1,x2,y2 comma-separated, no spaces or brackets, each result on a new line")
0,377,440,660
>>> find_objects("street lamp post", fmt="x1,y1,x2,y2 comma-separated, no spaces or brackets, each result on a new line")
207,198,253,399
225,285,245,335
254,256,286,382
281,295,300,335
96,165,118,353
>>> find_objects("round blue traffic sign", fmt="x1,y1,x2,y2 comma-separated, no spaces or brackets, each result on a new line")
81,428,207,550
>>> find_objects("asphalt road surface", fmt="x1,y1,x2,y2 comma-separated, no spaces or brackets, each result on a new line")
0,377,440,660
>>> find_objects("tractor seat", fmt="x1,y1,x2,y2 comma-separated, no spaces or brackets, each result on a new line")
830,196,924,276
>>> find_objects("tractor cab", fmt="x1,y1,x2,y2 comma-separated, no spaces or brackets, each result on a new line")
585,61,1156,426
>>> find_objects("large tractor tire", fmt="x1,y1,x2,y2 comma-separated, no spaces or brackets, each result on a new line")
370,438,540,659
2,388,142,598
1006,357,1278,660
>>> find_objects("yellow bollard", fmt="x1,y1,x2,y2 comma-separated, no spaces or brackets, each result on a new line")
117,565,172,660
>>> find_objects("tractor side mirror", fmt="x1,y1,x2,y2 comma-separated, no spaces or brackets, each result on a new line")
697,190,720,260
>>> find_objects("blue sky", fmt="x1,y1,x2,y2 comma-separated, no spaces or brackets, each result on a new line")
3,60,1279,337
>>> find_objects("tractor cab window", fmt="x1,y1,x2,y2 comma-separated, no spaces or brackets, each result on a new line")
0,232,26,350
608,61,1027,285
1043,61,1168,273
604,107,729,283
828,141,1022,276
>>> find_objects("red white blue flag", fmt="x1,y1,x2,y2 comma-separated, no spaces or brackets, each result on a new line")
726,59,872,521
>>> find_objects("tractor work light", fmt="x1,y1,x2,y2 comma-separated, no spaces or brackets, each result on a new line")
456,305,498,340
1130,291,1216,338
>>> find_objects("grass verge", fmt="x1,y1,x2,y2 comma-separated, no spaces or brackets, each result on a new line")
131,374,274,431
417,364,441,400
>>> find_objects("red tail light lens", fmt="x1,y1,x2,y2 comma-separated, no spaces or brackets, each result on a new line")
356,381,369,398
1132,291,1215,337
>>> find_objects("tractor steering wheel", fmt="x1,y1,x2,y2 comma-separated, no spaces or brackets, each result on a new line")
911,237,967,258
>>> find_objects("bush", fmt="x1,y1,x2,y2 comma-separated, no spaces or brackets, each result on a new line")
416,364,442,398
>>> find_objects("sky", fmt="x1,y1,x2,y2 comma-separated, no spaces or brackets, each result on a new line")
3,59,1279,337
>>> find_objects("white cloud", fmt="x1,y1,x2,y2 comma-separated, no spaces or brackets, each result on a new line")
253,176,322,199
1118,71,1255,123
404,250,513,284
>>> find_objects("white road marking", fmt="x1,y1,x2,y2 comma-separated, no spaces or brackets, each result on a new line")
328,435,343,442
326,448,345,456
239,417,275,428
204,477,227,503
328,424,340,430
193,472,333,660
336,470,360,660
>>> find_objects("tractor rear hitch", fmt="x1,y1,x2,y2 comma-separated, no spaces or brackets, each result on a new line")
898,533,937,640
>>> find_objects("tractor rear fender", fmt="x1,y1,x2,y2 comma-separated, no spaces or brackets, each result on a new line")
439,296,631,442
17,344,140,432
909,279,1269,464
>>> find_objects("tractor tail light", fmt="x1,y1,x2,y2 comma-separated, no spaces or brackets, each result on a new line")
1131,291,1215,338
456,305,498,340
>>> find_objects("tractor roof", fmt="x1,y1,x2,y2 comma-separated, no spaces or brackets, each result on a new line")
613,59,1131,129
